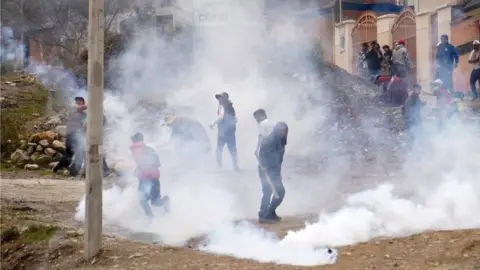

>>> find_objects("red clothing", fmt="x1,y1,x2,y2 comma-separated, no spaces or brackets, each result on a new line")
375,75,392,85
130,142,160,179
375,76,408,106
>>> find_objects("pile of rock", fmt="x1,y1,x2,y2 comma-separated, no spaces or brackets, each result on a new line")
9,127,67,170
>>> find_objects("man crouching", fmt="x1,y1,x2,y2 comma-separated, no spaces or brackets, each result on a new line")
130,132,169,218
258,122,288,223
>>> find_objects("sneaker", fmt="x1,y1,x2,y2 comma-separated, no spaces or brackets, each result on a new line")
271,211,282,222
162,195,170,213
258,216,277,224
258,211,278,224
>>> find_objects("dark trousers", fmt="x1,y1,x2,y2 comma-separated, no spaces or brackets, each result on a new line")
258,165,285,215
55,132,109,176
404,118,422,145
138,178,162,217
470,68,480,98
56,132,84,175
436,67,454,92
216,134,239,170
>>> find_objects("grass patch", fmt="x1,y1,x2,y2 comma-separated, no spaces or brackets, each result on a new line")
1,75,49,156
21,224,58,244
0,224,58,244
0,161,16,171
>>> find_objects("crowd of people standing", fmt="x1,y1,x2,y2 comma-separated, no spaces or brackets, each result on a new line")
356,35,480,143
356,34,480,99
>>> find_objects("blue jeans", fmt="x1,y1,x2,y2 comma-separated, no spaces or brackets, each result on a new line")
258,165,285,216
138,179,162,217
216,133,239,169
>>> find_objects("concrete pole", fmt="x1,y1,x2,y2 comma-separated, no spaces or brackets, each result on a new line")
84,0,104,261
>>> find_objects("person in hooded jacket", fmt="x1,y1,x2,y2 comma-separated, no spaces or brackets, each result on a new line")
435,34,459,92
130,132,169,218
257,122,288,223
209,92,239,171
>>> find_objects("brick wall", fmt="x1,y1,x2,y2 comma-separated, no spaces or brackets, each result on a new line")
25,29,60,65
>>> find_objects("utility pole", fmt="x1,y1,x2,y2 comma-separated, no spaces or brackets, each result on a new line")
85,0,104,261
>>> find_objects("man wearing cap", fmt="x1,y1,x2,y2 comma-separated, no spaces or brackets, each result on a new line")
163,112,211,165
209,92,239,171
436,34,459,92
391,39,411,79
468,40,480,100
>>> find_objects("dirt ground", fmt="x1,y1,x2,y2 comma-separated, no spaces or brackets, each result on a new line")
1,177,480,270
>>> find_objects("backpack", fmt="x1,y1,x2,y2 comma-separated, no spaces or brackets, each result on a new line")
138,146,161,168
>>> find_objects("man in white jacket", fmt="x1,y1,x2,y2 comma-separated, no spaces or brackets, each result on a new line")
468,40,480,100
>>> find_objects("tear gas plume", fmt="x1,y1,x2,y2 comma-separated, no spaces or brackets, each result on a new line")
5,0,479,266
0,26,25,65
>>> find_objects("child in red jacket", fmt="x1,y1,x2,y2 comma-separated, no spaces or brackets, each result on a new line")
130,132,169,217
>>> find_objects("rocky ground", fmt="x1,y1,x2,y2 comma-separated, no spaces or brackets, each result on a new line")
1,177,479,270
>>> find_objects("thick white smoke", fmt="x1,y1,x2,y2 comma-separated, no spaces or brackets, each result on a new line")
0,26,25,64
5,0,477,267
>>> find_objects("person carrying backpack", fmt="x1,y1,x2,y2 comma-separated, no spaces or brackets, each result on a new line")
130,132,169,218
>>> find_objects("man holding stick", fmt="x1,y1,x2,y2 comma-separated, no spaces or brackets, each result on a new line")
253,109,287,223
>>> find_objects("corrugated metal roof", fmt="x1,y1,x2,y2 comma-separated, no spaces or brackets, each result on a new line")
458,0,480,12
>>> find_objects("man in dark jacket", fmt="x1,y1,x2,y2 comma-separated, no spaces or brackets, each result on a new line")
209,92,239,171
53,96,87,176
130,132,169,218
164,113,211,163
257,122,288,223
365,41,383,79
436,34,459,92
402,84,425,138
54,97,110,177
382,45,393,76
